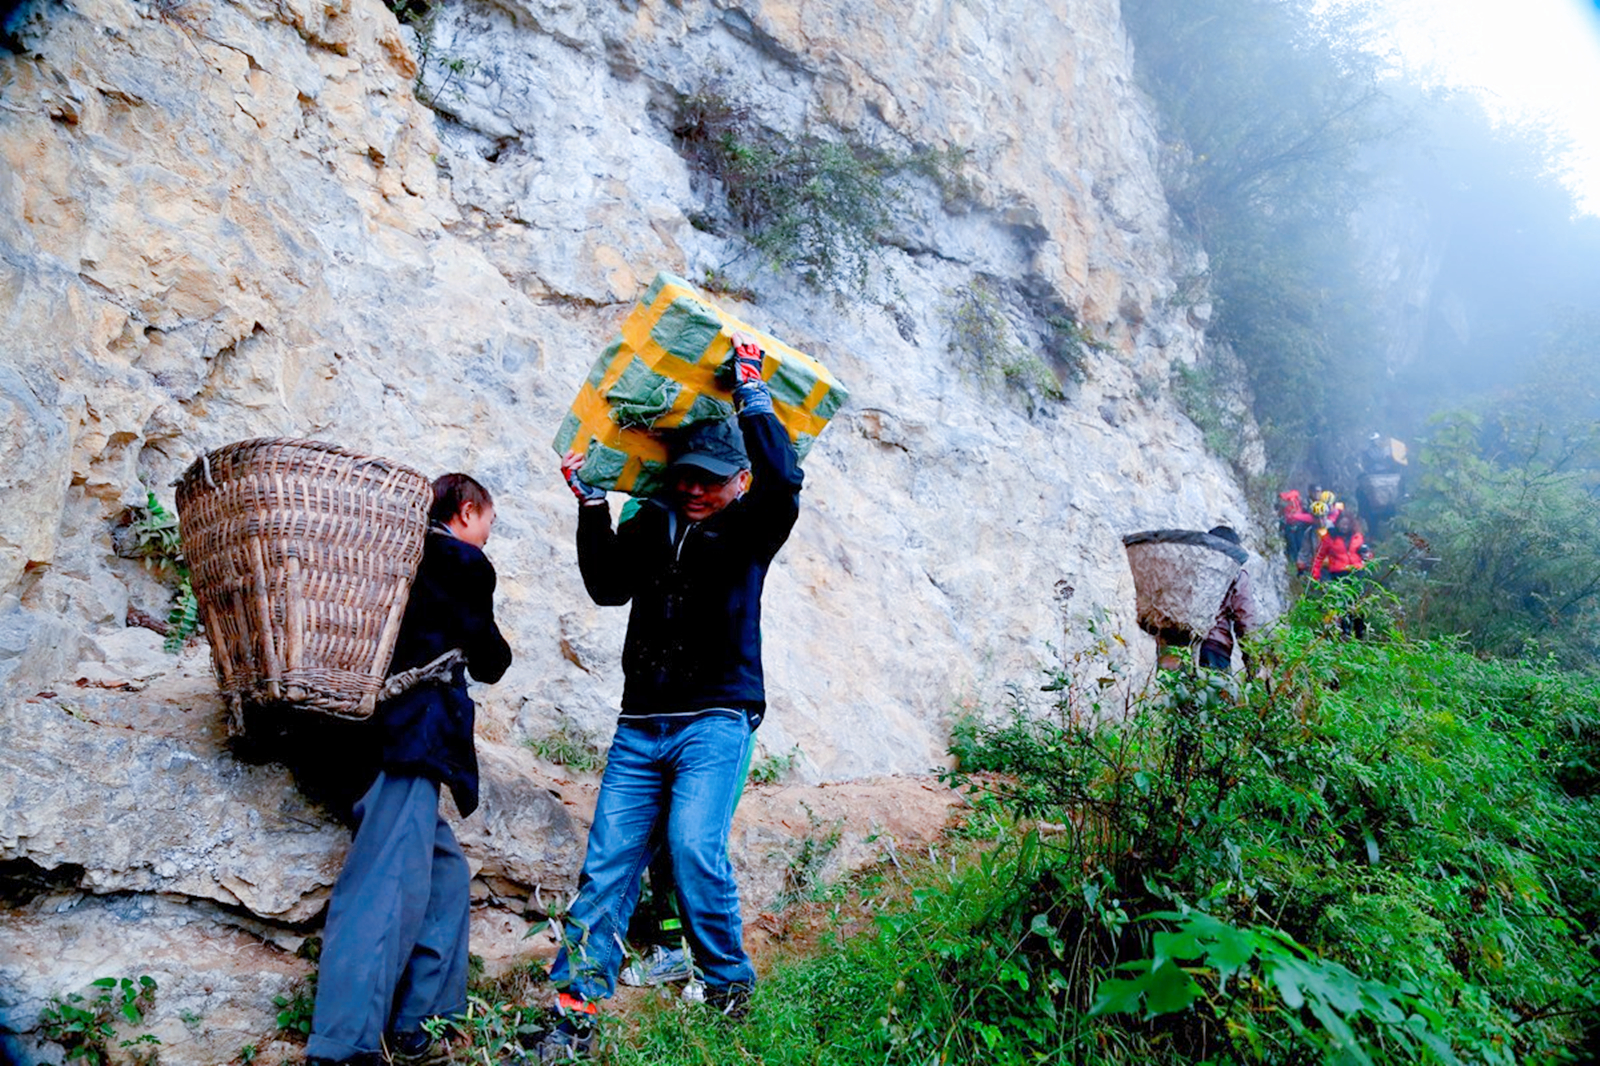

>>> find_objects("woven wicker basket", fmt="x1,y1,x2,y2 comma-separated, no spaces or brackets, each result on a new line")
175,438,432,731
1122,529,1248,637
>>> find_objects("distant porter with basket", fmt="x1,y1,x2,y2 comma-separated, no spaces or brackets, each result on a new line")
1123,528,1253,671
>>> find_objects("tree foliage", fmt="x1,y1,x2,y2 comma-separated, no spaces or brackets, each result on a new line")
1122,0,1400,469
1395,400,1600,669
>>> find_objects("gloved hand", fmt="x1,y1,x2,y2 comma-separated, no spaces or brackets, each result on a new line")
727,330,773,415
561,451,607,506
730,330,765,385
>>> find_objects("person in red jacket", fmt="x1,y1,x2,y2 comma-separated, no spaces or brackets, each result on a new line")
1311,510,1370,581
1278,489,1314,568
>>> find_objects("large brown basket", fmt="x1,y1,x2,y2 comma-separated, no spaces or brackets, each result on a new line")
1122,529,1248,638
175,438,432,731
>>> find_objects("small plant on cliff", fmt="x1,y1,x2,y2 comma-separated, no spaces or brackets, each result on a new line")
673,90,967,297
117,491,199,653
942,280,1065,400
1045,311,1106,384
1172,356,1256,468
413,26,477,110
773,804,846,909
421,994,549,1063
39,975,160,1065
524,719,605,774
747,743,803,785
272,972,316,1038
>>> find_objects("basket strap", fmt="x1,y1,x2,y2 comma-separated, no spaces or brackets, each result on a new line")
378,648,466,703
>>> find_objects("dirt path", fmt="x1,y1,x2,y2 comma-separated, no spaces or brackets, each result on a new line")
472,773,969,981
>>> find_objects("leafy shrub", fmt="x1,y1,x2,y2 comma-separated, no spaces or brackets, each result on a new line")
39,975,160,1065
941,280,1065,400
773,804,845,909
524,720,604,774
674,91,965,296
420,993,548,1063
934,595,1599,1062
117,491,198,653
747,744,802,785
1173,358,1245,462
1089,910,1469,1064
273,973,315,1037
1392,408,1600,670
1044,311,1104,385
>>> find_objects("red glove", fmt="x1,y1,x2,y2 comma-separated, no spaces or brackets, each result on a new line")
730,330,765,385
561,451,606,505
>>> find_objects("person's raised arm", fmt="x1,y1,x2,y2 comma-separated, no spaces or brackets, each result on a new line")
728,333,804,557
563,451,636,606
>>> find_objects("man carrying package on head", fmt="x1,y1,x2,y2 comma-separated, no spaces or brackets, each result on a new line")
535,332,803,1058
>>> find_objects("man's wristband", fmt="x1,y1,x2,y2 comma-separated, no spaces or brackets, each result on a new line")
732,380,773,415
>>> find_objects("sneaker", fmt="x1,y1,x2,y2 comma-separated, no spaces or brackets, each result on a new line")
521,994,597,1063
703,982,754,1019
620,945,694,987
385,1029,441,1065
525,1018,596,1063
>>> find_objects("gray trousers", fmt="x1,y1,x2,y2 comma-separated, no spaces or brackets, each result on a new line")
305,772,470,1061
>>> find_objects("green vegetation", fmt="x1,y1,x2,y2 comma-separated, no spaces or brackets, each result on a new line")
1121,0,1395,472
420,992,548,1063
747,743,802,786
39,975,160,1065
1173,357,1248,463
273,972,316,1038
942,280,1067,400
524,719,605,774
673,91,964,296
772,804,845,909
411,18,476,109
1390,401,1600,670
1044,311,1105,386
119,491,198,653
594,592,1599,1064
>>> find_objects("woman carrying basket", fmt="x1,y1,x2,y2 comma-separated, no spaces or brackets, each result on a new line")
305,473,513,1066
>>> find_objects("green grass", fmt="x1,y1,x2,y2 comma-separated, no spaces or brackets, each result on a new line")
598,586,1600,1064
524,720,605,774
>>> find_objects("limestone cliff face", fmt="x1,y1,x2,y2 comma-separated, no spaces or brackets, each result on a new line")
0,0,1269,1058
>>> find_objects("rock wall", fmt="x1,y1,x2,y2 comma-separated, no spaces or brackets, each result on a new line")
0,0,1273,1059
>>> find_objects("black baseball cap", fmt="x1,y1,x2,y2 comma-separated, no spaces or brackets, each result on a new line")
669,418,750,478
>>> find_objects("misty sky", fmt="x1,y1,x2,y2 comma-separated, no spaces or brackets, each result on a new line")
1370,0,1600,212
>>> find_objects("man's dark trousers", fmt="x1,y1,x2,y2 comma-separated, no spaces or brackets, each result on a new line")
305,771,469,1061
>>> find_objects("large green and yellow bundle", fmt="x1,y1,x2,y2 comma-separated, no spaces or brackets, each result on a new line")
552,273,850,496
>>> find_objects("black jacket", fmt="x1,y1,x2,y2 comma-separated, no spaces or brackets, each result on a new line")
577,410,803,718
372,529,513,816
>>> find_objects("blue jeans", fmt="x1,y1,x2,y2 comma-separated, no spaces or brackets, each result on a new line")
551,711,756,1000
